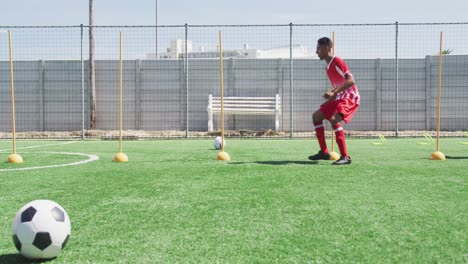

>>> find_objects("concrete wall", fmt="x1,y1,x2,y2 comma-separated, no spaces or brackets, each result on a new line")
1,56,467,133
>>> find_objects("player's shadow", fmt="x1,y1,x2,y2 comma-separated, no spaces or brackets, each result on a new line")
446,156,468,160
0,254,54,264
229,160,320,165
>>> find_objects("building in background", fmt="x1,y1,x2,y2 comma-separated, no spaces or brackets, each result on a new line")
145,39,314,59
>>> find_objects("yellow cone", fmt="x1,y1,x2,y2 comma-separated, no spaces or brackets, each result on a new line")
430,151,445,160
330,151,340,161
113,152,128,163
216,151,230,161
8,153,23,163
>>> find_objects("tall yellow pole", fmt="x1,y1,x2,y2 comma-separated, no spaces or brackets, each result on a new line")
219,32,225,152
113,32,128,162
119,32,123,153
328,32,339,160
436,32,443,152
431,31,445,160
7,31,23,163
216,31,230,161
9,31,16,154
331,32,335,151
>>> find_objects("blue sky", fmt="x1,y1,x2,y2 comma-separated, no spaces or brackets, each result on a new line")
0,0,467,26
0,1,466,60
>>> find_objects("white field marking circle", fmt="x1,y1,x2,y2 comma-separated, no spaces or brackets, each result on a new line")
0,151,99,172
0,142,99,172
0,141,78,152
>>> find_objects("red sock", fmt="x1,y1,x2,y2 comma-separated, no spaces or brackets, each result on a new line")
333,123,348,158
314,122,328,154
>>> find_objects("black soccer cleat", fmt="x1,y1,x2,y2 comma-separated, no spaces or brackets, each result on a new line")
308,150,331,160
332,155,352,165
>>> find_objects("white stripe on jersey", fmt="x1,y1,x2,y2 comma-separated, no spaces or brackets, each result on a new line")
335,65,345,78
326,56,336,70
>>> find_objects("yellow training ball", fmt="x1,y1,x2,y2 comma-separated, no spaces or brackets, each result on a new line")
430,151,445,160
8,154,23,163
216,151,230,161
329,151,340,161
113,152,128,163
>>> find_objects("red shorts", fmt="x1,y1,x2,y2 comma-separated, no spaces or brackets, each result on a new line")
319,98,359,124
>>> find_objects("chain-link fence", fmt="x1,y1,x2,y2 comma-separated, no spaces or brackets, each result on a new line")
0,23,467,139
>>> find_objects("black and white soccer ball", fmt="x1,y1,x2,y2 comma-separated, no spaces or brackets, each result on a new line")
12,200,71,260
213,136,226,150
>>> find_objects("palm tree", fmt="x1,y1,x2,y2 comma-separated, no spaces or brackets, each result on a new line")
442,49,453,55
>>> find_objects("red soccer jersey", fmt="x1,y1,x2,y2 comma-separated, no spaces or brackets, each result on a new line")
326,56,360,105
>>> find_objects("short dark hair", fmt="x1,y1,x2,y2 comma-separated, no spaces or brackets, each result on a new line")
317,37,333,47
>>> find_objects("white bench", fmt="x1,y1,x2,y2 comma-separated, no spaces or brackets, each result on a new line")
207,94,281,132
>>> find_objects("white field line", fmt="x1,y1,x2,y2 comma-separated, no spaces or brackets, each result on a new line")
0,151,99,172
0,141,78,153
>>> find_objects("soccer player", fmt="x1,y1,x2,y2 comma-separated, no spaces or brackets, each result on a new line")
308,37,360,165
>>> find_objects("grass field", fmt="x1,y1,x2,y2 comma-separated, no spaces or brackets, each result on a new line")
0,138,466,263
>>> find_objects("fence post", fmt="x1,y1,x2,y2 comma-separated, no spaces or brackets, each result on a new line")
135,59,141,130
277,58,283,131
80,24,85,139
229,58,235,96
230,58,236,130
425,55,432,130
289,22,294,138
185,23,189,138
179,54,185,131
395,21,399,136
376,58,382,130
39,60,44,132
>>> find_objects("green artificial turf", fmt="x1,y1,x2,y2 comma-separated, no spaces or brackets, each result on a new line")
0,138,466,263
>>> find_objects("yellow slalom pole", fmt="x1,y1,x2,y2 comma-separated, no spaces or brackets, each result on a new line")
7,31,23,163
431,32,445,160
119,32,123,153
114,32,128,163
216,31,230,161
220,32,225,153
329,32,339,160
